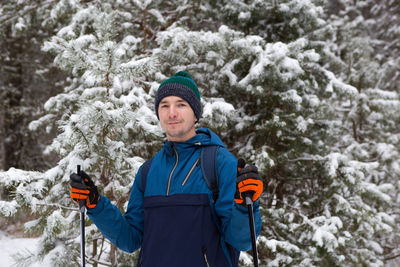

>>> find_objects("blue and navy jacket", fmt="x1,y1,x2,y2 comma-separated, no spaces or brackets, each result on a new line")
87,128,261,267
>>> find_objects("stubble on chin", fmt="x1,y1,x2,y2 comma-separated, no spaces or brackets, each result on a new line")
166,129,185,139
163,122,196,142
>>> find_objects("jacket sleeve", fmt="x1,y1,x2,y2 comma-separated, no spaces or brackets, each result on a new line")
86,167,145,253
214,149,262,251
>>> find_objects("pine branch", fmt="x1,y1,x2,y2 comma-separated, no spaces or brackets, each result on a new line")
287,156,324,162
0,0,57,25
97,236,106,263
385,253,400,261
36,202,78,211
75,125,90,148
86,256,112,267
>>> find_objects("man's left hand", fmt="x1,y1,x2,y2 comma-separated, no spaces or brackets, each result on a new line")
234,162,263,205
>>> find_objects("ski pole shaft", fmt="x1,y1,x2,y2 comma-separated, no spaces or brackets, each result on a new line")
77,165,86,267
245,195,259,267
237,159,259,266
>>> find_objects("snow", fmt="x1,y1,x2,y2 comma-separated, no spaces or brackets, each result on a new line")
312,226,338,251
0,200,18,217
260,237,300,254
15,18,26,31
281,89,303,110
0,231,47,267
0,230,262,267
73,35,96,50
203,99,234,118
295,116,308,133
325,152,345,178
56,25,76,39
238,11,251,20
148,9,167,25
239,251,253,266
0,167,43,186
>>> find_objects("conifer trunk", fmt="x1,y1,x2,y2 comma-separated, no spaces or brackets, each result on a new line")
93,239,98,267
110,243,117,266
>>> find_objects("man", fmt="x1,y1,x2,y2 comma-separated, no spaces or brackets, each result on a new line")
70,71,263,267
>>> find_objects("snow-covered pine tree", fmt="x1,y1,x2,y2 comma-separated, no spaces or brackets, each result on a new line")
326,0,400,265
369,0,400,92
0,0,398,266
1,1,162,266
0,0,69,171
0,0,230,265
153,0,396,266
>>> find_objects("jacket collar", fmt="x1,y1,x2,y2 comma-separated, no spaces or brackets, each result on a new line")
163,128,226,155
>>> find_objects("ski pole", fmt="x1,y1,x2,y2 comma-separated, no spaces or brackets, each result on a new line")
77,165,86,267
238,158,259,267
244,193,259,267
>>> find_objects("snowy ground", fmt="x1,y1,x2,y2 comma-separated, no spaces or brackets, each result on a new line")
2,230,399,267
0,231,45,267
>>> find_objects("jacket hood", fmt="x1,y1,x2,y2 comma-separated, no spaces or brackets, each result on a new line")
163,128,226,154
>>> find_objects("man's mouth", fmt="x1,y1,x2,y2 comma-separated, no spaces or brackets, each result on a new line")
167,120,181,125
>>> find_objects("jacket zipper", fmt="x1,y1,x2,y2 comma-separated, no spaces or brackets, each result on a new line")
181,157,200,186
202,246,211,267
166,144,179,196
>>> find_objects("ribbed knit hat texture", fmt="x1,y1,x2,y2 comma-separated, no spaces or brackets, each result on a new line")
155,71,202,120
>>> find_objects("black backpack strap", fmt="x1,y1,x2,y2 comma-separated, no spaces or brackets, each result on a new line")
140,158,153,193
201,146,219,202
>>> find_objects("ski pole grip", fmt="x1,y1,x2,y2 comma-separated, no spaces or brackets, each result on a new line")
244,192,254,205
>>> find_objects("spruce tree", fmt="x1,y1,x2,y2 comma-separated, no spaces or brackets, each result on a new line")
0,0,398,266
2,1,161,266
0,0,68,171
327,0,400,265
153,1,396,266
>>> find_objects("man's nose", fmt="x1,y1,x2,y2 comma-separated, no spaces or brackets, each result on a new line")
168,106,178,118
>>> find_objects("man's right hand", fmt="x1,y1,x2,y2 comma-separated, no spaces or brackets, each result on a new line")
70,170,99,209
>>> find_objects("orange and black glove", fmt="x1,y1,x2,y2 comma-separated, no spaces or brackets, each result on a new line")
234,159,263,205
70,170,99,209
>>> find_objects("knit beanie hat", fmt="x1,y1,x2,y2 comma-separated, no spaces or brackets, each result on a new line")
155,71,202,120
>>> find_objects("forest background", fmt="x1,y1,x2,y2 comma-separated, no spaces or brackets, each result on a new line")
0,0,399,266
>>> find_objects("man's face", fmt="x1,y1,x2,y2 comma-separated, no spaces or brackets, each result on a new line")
158,96,197,142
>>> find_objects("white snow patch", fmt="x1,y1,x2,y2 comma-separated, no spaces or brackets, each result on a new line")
0,231,47,267
0,200,19,217
203,100,235,117
238,11,251,20
295,116,308,133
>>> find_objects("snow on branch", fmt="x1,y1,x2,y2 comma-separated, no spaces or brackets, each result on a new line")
0,168,43,186
0,200,19,217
